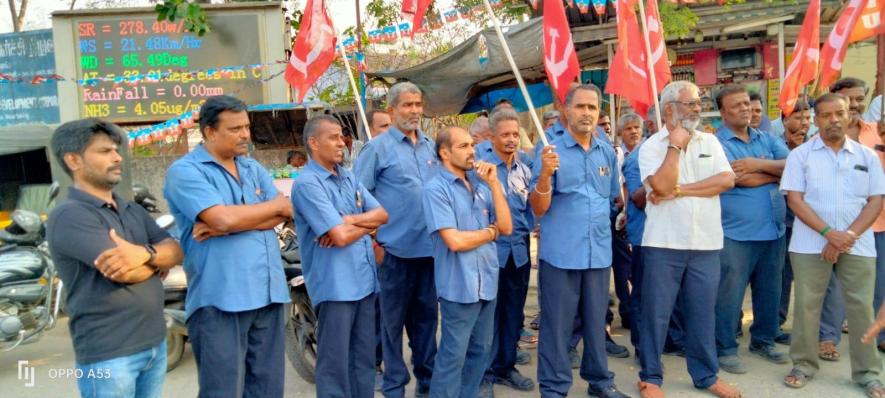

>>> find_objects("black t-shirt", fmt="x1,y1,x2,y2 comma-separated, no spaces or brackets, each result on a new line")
47,187,170,364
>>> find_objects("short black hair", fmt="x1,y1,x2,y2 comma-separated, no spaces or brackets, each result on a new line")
51,118,124,178
434,126,461,160
303,115,340,155
830,77,867,94
782,99,811,119
286,149,307,163
715,85,748,110
814,93,848,113
748,91,763,105
564,84,603,108
199,95,248,137
366,109,387,126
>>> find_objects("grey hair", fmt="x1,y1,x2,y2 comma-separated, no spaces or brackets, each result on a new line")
468,116,489,136
302,115,340,155
489,108,520,133
387,81,423,107
617,113,643,130
660,81,699,106
564,84,603,108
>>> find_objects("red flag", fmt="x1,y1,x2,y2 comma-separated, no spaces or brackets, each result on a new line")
819,0,866,89
285,0,337,102
402,0,432,38
606,0,652,117
779,0,820,116
544,0,581,104
645,0,671,93
848,0,885,42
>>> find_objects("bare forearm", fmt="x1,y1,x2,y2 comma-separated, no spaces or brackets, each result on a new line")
329,225,373,247
631,187,647,209
648,150,680,195
150,239,183,270
114,265,156,284
200,201,288,233
848,196,884,235
490,184,512,235
680,172,735,197
788,193,830,233
529,176,553,217
347,208,389,229
757,159,786,176
440,228,495,252
735,172,780,187
252,216,289,231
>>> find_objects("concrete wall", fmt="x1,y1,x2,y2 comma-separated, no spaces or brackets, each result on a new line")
131,148,290,213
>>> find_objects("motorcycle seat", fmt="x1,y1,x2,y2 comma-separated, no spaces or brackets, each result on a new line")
0,249,45,285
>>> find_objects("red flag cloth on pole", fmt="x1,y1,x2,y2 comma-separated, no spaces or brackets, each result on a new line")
819,0,866,89
644,0,672,94
779,0,820,116
285,0,337,102
849,0,885,42
544,0,581,104
402,0,432,38
606,0,652,117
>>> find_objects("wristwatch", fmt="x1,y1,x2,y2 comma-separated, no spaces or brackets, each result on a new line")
144,244,157,265
667,144,683,153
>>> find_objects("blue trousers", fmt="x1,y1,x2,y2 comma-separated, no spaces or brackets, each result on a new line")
316,294,376,398
629,246,686,354
484,255,531,381
379,254,438,397
779,228,794,326
638,248,720,389
715,237,785,356
875,232,885,344
537,261,614,397
430,299,496,398
188,303,285,398
76,341,166,398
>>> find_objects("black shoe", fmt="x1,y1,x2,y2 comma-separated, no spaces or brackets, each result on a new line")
775,332,792,346
415,383,430,398
479,379,494,398
587,385,631,398
662,345,685,357
496,369,535,391
606,340,630,358
748,342,789,364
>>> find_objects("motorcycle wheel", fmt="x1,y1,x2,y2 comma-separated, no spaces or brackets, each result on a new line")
285,287,317,384
166,329,186,372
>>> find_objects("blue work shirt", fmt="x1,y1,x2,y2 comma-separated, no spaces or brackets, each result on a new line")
164,145,290,320
715,126,790,241
474,140,493,158
530,131,620,269
622,142,647,247
423,168,498,304
354,126,439,258
290,161,380,306
478,149,533,268
540,120,611,155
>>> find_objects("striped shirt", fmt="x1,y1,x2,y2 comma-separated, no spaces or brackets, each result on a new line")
780,136,885,257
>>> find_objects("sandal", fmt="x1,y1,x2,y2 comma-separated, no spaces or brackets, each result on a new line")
637,381,665,398
864,380,885,398
783,368,812,389
819,341,841,361
706,379,742,398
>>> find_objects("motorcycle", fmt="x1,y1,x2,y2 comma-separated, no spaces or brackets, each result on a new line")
132,185,318,379
0,184,64,352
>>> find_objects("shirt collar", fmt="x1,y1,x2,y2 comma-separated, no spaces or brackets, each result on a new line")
387,125,430,145
305,159,343,180
67,186,128,210
810,135,857,154
192,144,251,170
717,125,763,142
560,129,602,150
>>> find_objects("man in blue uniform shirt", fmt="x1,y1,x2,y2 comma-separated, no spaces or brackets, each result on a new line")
164,95,293,397
423,126,513,398
291,116,389,398
354,82,440,398
477,108,536,396
528,84,629,398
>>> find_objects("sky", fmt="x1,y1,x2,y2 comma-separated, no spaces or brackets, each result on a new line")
0,0,458,34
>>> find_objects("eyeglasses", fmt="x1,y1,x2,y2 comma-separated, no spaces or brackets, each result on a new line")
673,100,702,108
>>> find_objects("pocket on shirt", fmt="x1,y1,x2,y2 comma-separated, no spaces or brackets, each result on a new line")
850,168,871,198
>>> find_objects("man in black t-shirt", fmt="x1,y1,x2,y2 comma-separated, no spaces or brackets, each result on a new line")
47,118,183,398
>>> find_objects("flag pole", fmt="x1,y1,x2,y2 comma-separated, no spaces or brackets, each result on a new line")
636,0,663,130
325,4,373,140
481,0,549,147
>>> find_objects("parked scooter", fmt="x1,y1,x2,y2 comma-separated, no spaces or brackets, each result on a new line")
0,183,64,352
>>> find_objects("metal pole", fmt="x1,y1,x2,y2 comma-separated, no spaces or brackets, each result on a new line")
636,0,663,131
607,43,617,135
481,0,548,146
324,3,372,140
778,23,785,84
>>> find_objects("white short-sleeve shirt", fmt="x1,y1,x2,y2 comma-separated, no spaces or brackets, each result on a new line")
780,136,885,257
638,127,734,250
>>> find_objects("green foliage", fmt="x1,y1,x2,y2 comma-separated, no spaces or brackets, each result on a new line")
659,2,699,38
154,0,210,36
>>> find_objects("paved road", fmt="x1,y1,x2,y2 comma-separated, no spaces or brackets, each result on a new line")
0,268,875,397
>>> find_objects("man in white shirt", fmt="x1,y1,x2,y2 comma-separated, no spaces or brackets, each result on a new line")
780,93,885,397
636,81,741,398
863,94,882,123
